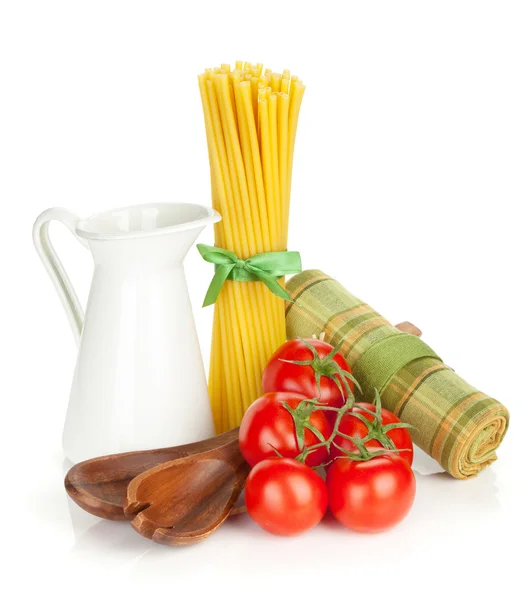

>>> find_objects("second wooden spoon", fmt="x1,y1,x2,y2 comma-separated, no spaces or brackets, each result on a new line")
124,433,249,545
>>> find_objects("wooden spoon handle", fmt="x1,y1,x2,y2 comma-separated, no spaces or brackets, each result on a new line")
395,321,422,337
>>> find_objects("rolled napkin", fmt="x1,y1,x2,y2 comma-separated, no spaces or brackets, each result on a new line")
285,270,509,479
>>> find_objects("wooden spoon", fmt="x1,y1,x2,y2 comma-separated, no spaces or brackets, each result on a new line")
65,321,421,523
65,427,241,521
124,433,249,546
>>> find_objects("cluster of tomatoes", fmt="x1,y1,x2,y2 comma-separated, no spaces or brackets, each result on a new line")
238,337,417,536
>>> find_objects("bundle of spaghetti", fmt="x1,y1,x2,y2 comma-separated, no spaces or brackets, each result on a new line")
198,62,305,431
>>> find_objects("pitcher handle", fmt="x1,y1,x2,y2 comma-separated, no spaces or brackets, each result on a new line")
33,208,90,345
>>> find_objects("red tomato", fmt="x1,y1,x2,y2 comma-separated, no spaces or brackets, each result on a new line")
239,392,332,467
329,402,414,466
327,454,416,532
262,338,355,411
245,458,328,536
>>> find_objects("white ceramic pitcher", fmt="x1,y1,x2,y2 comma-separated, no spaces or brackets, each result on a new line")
33,203,220,463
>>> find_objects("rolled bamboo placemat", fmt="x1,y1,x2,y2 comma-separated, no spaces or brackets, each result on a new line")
285,270,509,479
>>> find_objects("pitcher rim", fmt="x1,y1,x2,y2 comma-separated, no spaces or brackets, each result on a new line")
75,202,221,241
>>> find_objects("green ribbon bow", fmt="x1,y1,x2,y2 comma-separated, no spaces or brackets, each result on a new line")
197,244,302,307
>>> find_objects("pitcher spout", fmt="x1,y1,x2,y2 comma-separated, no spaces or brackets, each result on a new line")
76,203,221,264
76,203,221,242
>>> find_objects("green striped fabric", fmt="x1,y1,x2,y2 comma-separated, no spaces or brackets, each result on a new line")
285,270,509,479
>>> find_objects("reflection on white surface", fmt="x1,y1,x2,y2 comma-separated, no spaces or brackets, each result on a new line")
68,509,153,565
61,445,502,581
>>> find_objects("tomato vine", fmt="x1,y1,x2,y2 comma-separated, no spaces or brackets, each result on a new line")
282,337,413,467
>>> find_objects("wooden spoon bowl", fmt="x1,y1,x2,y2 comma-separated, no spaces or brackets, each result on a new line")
124,436,249,545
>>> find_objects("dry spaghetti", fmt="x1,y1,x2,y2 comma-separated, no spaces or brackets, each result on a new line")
198,62,305,431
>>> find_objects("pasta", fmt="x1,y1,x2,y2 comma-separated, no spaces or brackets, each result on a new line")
198,62,305,431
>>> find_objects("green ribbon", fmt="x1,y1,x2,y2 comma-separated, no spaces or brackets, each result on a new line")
197,244,302,307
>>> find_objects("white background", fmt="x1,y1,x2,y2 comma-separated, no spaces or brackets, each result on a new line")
1,1,531,598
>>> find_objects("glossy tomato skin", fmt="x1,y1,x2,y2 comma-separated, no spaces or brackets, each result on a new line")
329,402,414,466
245,458,328,536
239,392,332,468
327,454,416,532
262,339,354,410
